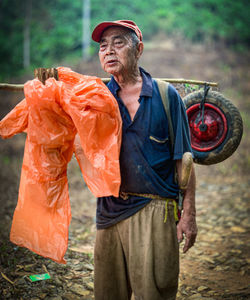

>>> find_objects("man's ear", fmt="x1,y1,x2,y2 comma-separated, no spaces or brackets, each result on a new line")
136,42,144,59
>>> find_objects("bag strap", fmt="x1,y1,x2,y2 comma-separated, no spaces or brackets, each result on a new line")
156,79,174,155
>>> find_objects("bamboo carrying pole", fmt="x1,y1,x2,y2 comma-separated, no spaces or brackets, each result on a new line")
0,67,218,91
0,78,218,91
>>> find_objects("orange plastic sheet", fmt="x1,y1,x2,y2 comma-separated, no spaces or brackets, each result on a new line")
57,67,122,196
0,67,122,263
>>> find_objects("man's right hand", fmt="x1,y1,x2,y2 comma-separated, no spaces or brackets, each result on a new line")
34,68,58,84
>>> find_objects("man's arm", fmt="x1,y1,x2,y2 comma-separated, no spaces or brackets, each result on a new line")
176,159,197,253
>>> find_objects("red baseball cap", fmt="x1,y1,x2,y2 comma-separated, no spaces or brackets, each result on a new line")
92,20,143,42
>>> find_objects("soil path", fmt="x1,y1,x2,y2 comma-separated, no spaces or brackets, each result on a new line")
0,39,249,299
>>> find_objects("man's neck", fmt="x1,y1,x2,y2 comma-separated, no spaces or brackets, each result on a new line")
114,67,141,88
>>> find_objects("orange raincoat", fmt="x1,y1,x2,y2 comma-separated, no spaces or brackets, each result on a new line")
0,67,122,263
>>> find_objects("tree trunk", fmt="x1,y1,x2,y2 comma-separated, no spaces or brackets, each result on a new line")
23,0,32,68
82,0,91,61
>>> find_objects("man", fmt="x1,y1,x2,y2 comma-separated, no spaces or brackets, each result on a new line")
91,20,197,300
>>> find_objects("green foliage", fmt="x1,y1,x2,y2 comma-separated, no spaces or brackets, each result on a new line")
0,0,249,79
2,155,11,165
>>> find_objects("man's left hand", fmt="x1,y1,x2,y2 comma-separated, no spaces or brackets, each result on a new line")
177,212,197,253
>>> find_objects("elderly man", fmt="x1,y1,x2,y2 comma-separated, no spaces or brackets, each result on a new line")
91,20,197,300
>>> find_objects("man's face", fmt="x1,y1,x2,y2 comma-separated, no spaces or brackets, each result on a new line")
98,27,138,76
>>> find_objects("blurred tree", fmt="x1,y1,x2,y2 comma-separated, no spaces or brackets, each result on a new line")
0,0,249,79
82,0,91,61
0,0,24,79
23,0,32,68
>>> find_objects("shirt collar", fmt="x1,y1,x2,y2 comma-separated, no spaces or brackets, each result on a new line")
139,67,153,97
107,67,153,98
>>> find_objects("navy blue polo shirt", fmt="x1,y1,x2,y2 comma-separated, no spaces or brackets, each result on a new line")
96,68,192,229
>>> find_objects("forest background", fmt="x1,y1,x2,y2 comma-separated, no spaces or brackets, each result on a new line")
0,0,249,81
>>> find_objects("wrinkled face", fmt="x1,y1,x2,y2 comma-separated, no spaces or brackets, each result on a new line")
98,26,139,76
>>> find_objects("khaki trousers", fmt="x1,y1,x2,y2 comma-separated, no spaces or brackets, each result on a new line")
94,200,179,300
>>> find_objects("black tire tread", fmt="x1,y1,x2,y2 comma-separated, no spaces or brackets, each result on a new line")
183,90,243,165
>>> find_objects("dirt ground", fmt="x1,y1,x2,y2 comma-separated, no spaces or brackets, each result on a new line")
0,39,249,299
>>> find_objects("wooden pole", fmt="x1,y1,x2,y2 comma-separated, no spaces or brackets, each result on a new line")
0,84,25,92
0,77,218,92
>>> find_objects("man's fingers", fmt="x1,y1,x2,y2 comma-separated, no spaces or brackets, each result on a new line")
177,216,198,251
176,223,184,243
183,233,196,253
183,237,191,253
34,68,58,84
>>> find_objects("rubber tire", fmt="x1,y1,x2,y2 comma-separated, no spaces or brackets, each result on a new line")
183,90,243,165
